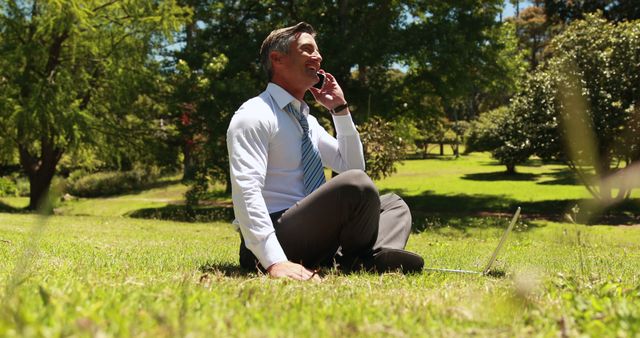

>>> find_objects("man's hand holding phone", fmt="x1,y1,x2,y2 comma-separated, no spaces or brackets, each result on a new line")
313,72,325,89
309,70,349,116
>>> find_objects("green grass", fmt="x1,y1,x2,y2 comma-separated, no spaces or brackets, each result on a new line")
380,153,640,224
1,153,639,337
55,181,190,217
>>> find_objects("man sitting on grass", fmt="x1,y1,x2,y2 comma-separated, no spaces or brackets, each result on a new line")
226,22,424,281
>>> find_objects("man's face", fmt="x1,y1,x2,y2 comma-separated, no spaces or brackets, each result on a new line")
280,32,322,89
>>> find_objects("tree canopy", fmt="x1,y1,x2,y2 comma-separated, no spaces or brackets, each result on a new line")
0,0,188,209
168,0,513,197
505,13,640,202
6,1,512,205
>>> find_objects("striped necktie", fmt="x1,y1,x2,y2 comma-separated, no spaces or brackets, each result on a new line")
285,103,326,195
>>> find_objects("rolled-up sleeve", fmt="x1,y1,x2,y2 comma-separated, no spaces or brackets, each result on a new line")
227,107,287,269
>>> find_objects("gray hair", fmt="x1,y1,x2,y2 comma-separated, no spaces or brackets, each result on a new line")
260,22,316,81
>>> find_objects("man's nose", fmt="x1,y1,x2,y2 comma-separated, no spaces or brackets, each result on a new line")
311,51,322,63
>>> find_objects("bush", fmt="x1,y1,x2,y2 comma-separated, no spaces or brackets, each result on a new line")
360,116,405,180
66,167,161,197
507,13,640,200
0,177,18,197
465,107,510,153
466,106,532,173
14,177,30,197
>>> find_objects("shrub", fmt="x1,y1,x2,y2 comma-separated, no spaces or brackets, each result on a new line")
14,177,30,197
360,116,405,180
465,107,509,153
66,167,161,197
466,106,533,173
508,13,640,201
0,177,18,197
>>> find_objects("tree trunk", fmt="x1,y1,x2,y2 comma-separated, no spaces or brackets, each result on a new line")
19,142,63,211
595,156,614,203
506,163,516,174
182,141,195,181
27,167,56,211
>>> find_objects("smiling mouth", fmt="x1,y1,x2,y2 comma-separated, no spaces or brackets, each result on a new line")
306,63,320,73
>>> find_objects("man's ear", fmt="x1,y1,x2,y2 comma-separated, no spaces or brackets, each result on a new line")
270,50,285,67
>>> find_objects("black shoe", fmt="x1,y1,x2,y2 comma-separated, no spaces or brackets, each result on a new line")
366,248,424,274
340,248,424,274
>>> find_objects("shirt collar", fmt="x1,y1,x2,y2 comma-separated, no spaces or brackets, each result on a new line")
266,82,309,116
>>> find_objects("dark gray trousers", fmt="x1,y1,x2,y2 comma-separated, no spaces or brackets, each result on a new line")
239,169,412,270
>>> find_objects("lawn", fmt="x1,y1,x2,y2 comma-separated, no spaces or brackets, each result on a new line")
1,153,639,337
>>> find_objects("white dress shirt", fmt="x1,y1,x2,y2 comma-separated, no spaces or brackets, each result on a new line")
227,83,365,268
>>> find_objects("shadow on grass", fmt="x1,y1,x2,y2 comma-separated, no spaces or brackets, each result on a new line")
462,172,540,182
382,188,640,228
461,167,584,185
536,167,587,186
127,204,234,223
199,261,259,278
0,200,28,214
471,157,545,168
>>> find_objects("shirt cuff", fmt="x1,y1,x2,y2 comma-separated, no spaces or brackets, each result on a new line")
257,232,288,269
332,114,358,136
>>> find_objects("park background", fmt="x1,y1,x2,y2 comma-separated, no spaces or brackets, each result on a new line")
1,1,639,337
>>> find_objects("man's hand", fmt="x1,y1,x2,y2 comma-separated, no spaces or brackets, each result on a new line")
267,261,321,281
309,71,348,115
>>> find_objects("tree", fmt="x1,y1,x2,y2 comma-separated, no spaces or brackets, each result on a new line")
0,1,188,209
508,13,640,202
171,0,426,197
402,1,505,119
168,1,524,202
465,106,533,173
359,117,405,180
510,0,521,17
513,4,551,70
544,0,640,23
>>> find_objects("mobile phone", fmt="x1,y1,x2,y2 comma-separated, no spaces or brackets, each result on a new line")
313,72,325,89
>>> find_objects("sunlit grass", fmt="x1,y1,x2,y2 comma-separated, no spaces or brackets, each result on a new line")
1,213,639,337
55,183,190,217
377,152,594,201
1,153,639,336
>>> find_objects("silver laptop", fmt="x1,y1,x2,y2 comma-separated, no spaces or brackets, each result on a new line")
425,207,521,275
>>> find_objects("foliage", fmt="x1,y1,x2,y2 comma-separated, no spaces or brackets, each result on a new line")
0,177,18,197
169,0,517,202
359,117,405,181
390,116,421,153
402,0,505,118
507,13,640,201
13,177,29,197
544,0,640,23
0,0,188,209
465,106,532,173
466,107,510,153
512,4,551,70
66,167,161,198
